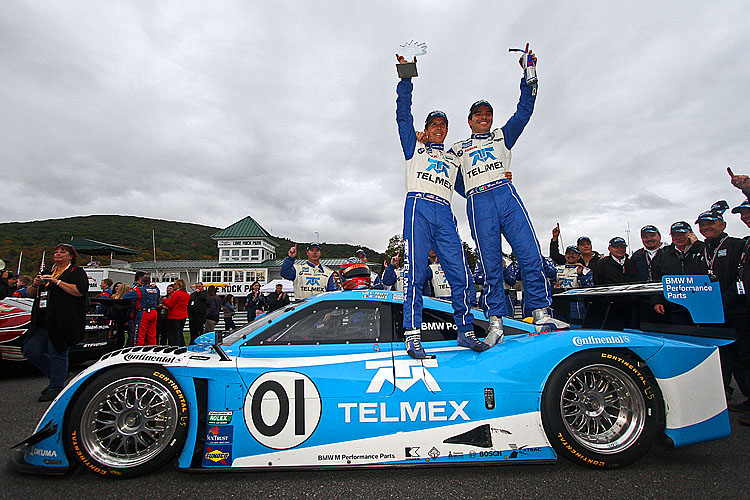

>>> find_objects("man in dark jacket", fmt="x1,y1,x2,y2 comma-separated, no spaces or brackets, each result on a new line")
589,237,638,329
631,225,663,282
549,227,601,268
696,207,749,409
651,221,707,324
267,283,290,312
593,237,638,285
187,282,208,344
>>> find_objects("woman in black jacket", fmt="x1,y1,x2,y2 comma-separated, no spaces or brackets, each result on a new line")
204,285,221,333
23,244,89,402
245,281,266,322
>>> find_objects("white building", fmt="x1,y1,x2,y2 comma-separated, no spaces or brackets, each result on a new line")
129,216,359,297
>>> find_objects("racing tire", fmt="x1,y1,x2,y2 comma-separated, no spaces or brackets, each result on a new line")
541,350,663,469
64,365,189,478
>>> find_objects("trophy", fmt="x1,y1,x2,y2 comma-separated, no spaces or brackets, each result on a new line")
396,40,427,78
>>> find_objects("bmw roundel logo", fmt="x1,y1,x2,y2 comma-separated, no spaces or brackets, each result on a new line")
418,148,425,154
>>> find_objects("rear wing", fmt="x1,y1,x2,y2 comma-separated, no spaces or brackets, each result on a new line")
552,275,732,338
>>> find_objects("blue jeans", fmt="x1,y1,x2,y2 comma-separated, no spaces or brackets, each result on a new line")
22,326,69,389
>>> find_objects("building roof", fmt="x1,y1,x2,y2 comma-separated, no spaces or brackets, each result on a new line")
211,216,278,245
69,237,140,255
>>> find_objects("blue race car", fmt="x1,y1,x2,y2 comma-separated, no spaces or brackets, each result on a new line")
10,282,731,478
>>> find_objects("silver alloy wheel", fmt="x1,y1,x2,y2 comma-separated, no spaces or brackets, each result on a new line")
79,377,179,468
560,364,646,454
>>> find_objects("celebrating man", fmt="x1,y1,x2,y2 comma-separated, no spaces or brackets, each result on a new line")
450,43,567,348
395,54,483,359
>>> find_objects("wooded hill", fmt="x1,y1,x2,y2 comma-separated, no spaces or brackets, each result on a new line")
0,215,385,275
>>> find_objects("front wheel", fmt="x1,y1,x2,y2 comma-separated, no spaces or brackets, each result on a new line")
541,350,663,469
64,365,189,478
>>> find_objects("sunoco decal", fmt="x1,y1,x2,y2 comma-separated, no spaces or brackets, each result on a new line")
244,371,321,450
203,445,232,466
572,335,630,346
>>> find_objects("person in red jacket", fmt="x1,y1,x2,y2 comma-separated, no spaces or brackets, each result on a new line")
162,279,189,346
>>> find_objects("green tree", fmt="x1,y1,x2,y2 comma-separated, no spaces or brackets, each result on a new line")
383,234,403,266
463,241,477,270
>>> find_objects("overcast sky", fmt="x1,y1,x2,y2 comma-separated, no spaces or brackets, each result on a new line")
2,1,749,256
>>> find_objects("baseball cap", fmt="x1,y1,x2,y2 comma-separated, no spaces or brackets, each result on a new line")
565,245,581,255
710,200,729,214
354,248,367,258
425,110,448,128
577,236,592,245
695,211,723,223
609,237,627,247
307,242,321,250
640,225,660,235
670,221,692,233
468,100,493,119
731,199,750,214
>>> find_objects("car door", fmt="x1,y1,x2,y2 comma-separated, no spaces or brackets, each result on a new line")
234,299,396,454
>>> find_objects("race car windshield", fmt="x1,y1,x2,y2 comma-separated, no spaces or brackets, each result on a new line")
220,306,294,346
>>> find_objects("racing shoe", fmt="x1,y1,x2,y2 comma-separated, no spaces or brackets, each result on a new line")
482,316,504,347
405,330,434,359
457,329,490,352
532,308,570,333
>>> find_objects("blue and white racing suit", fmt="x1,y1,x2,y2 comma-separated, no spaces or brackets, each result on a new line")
382,265,406,292
555,264,593,321
396,78,474,333
516,257,557,317
452,76,551,319
280,257,337,300
475,257,517,317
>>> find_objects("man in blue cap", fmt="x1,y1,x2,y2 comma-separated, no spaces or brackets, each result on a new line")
631,225,663,282
354,248,384,289
695,203,749,410
651,221,706,323
593,237,638,285
395,54,484,358
730,199,750,425
549,225,601,269
281,243,337,300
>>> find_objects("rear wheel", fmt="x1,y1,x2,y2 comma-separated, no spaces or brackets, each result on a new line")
541,350,663,468
64,365,189,478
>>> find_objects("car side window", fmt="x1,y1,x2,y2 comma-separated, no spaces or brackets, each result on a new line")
249,302,386,345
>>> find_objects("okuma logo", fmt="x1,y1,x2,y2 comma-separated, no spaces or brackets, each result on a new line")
365,359,441,393
305,276,321,286
426,158,450,178
469,147,496,165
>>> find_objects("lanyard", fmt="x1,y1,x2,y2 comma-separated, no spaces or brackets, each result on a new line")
736,237,750,281
704,235,729,273
45,263,71,288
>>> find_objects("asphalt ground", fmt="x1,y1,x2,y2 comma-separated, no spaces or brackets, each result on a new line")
1,362,749,500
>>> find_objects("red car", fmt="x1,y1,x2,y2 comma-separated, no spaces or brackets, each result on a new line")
0,297,119,364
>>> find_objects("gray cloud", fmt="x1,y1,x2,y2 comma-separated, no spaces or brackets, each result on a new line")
2,1,749,256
